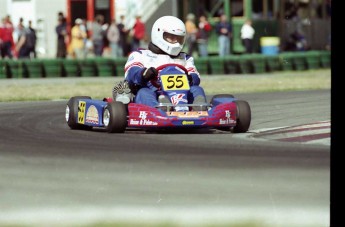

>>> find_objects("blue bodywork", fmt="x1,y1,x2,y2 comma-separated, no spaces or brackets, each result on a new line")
76,99,107,127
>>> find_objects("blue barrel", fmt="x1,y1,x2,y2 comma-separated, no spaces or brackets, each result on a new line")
260,37,280,55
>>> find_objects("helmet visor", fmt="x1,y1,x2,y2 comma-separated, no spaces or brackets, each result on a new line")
163,32,185,45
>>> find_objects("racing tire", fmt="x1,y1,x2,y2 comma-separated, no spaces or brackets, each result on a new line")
231,100,251,133
66,96,92,130
103,101,127,133
210,94,235,106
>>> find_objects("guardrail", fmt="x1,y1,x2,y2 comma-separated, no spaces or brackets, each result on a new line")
0,51,330,79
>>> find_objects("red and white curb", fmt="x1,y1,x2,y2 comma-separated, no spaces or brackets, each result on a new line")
250,121,330,146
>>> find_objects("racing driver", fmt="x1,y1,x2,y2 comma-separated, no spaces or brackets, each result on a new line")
113,15,207,111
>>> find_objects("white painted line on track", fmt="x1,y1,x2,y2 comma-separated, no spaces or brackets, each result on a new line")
243,121,330,146
0,206,329,227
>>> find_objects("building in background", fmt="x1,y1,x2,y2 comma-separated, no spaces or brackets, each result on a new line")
0,0,170,58
0,0,331,58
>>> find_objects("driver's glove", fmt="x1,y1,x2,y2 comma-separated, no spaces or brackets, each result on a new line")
141,67,158,82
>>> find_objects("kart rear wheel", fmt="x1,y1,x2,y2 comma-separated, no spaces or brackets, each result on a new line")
232,100,251,133
66,96,92,130
103,101,127,133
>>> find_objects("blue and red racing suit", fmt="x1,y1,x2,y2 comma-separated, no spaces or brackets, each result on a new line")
124,46,206,107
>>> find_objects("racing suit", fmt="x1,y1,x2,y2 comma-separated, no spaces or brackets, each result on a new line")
124,42,206,107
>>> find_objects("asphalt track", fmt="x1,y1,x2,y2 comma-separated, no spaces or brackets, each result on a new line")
0,89,330,227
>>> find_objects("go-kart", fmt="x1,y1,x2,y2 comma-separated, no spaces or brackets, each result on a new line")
65,64,251,133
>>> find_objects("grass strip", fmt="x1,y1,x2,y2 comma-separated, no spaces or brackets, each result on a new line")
0,69,330,102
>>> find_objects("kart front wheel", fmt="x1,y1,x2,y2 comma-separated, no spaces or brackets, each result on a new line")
103,101,127,133
66,96,92,130
232,100,251,133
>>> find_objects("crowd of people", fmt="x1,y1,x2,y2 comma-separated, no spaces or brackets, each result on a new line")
55,12,146,59
0,12,146,60
1,11,324,60
0,15,37,59
184,12,254,57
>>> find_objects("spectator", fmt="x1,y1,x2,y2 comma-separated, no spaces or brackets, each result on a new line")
185,13,198,56
0,18,4,57
107,18,120,58
58,11,65,21
91,14,106,56
14,22,25,58
102,20,110,55
15,17,25,43
215,14,232,56
130,15,145,51
0,19,3,53
80,18,93,57
0,16,14,59
325,34,331,51
55,14,67,58
293,30,309,51
15,24,36,59
285,30,309,51
27,20,37,58
240,19,255,53
117,15,129,57
196,15,212,57
69,18,87,59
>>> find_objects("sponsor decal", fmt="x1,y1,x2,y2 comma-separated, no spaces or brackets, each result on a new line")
219,118,235,124
225,110,231,118
219,110,235,125
130,111,158,126
129,119,140,125
167,111,208,118
85,105,99,124
147,53,157,58
78,101,86,124
182,121,195,125
170,93,188,105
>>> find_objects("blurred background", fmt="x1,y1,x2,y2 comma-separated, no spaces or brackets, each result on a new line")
0,0,331,58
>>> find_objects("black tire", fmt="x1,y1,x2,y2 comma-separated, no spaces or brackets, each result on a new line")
232,100,251,133
66,96,92,130
210,94,235,105
103,101,127,133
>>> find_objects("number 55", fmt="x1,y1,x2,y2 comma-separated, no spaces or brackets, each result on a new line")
167,75,184,89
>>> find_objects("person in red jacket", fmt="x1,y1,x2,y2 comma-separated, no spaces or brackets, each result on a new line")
0,15,15,59
130,15,145,51
196,15,212,57
0,19,3,55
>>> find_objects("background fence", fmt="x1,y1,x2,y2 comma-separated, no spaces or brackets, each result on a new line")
0,50,330,79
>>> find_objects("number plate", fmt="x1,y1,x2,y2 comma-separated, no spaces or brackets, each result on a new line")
78,101,86,124
160,74,190,91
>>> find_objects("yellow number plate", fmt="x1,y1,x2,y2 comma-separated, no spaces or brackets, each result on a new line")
160,74,190,91
78,101,86,124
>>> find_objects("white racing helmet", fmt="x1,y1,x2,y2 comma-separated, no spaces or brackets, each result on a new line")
151,16,186,56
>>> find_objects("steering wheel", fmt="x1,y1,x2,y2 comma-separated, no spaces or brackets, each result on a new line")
151,64,190,89
156,63,189,75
